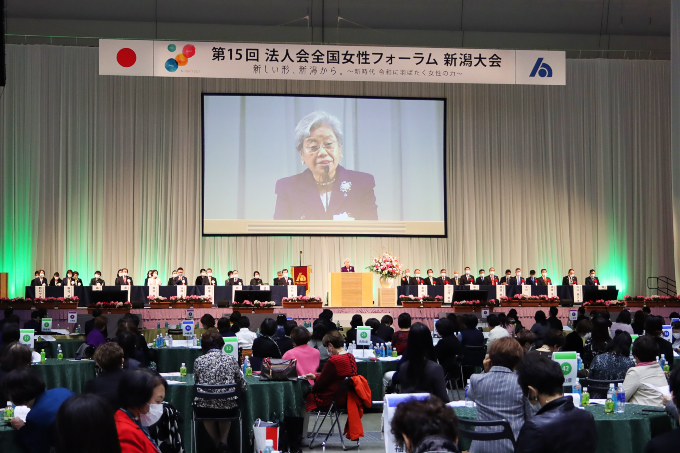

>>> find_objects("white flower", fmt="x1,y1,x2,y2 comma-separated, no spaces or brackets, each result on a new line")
340,181,352,193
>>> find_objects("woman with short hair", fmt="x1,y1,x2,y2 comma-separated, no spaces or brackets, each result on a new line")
529,311,551,348
532,329,566,359
392,313,412,356
84,342,126,410
623,336,668,407
283,326,321,383
86,315,108,348
562,319,592,355
390,397,460,453
252,318,283,370
611,310,634,335
55,393,121,453
344,314,363,345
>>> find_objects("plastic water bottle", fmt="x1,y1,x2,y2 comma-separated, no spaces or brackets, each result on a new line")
386,342,392,357
605,384,615,414
165,321,169,328
577,353,583,371
157,321,161,329
573,379,582,407
581,387,590,406
263,439,274,453
57,344,63,361
40,350,46,363
347,342,354,354
660,354,666,370
245,356,252,377
180,362,187,377
616,384,626,413
381,344,386,357
4,402,14,421
465,380,473,407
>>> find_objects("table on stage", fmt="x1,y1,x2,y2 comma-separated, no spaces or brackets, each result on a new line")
452,404,673,453
398,284,618,303
25,285,306,306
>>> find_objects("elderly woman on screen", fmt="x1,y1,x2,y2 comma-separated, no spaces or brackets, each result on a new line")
273,111,378,221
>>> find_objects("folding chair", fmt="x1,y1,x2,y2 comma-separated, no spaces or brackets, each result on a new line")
582,378,624,399
308,377,360,451
457,418,516,451
444,354,465,400
462,345,487,378
191,383,242,453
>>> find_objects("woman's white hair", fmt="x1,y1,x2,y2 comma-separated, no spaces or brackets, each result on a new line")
294,111,344,153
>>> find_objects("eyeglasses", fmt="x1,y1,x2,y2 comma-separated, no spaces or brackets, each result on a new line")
304,141,337,154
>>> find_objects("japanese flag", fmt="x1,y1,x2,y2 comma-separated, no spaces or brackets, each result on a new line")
99,39,154,76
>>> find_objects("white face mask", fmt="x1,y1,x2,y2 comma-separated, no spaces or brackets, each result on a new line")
465,269,470,275
542,273,547,277
414,273,420,278
233,274,239,279
178,272,183,277
254,274,259,279
569,273,574,278
95,275,100,279
489,271,494,276
207,272,212,277
140,403,163,427
153,274,158,278
172,274,177,279
480,274,485,278
428,273,433,277
283,273,288,278
516,273,521,277
122,272,127,276
673,333,680,340
40,273,44,277
201,272,206,276
405,273,410,277
590,274,595,278
67,274,72,278
118,273,123,277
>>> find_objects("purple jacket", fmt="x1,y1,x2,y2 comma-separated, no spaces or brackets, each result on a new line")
341,266,355,273
86,328,107,348
274,165,378,220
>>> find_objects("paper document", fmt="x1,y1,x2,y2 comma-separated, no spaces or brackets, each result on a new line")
160,372,182,377
447,401,475,408
165,380,185,385
643,382,671,396
37,335,56,342
14,406,30,422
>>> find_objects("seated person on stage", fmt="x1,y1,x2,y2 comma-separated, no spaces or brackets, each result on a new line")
62,270,76,287
235,316,257,348
251,318,283,371
435,269,452,286
274,271,283,285
49,272,62,286
146,270,161,286
392,313,411,356
562,269,577,286
175,267,188,285
228,270,243,286
510,268,525,285
115,268,133,286
475,269,490,285
250,271,263,286
410,269,425,285
400,269,411,286
84,342,126,410
31,270,47,287
23,310,42,333
224,271,233,285
90,271,105,287
168,270,177,286
644,367,680,453
341,258,355,272
276,269,293,285
195,269,208,285
487,268,500,285
500,269,512,285
515,354,597,453
585,269,600,286
205,268,217,285
144,270,152,286
537,269,552,286
424,269,436,286
86,316,108,349
460,267,474,285
390,398,461,453
193,332,248,453
71,271,83,286
624,336,667,407
526,270,538,286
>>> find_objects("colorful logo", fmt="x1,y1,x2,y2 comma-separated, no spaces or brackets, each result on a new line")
360,332,368,339
560,362,572,375
185,324,191,331
224,344,234,354
22,334,30,342
116,48,137,67
166,44,196,72
44,322,49,328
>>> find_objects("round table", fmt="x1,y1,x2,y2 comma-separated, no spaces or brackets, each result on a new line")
452,403,674,453
33,339,85,359
355,358,400,403
32,358,96,394
153,346,204,373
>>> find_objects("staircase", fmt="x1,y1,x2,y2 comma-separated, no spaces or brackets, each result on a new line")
647,276,677,297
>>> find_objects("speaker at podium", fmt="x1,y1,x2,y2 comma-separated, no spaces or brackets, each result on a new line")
329,272,373,306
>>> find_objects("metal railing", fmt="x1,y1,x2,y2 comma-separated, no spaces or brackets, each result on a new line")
647,276,677,297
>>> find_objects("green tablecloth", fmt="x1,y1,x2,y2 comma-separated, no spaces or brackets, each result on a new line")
32,359,96,394
33,340,85,359
356,359,400,402
153,347,204,373
453,404,673,453
142,328,206,342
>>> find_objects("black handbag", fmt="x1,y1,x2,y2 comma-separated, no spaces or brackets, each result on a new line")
260,358,298,381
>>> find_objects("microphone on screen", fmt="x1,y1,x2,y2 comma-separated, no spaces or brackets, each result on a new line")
324,165,330,179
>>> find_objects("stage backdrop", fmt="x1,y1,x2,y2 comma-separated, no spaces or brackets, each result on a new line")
0,44,673,299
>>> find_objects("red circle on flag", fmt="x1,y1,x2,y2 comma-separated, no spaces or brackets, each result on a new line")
117,48,137,67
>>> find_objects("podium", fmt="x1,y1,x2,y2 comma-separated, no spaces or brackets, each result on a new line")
0,273,7,298
329,272,373,307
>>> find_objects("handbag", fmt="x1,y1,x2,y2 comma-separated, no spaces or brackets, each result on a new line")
260,358,298,381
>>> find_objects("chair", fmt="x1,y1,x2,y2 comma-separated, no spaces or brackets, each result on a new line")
443,354,465,400
191,383,242,453
582,378,624,398
308,377,360,451
462,345,487,377
457,418,516,451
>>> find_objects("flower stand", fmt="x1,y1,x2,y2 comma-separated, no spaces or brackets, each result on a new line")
282,301,303,309
57,303,79,309
400,300,421,308
151,303,171,309
192,302,213,308
171,303,191,309
625,299,645,307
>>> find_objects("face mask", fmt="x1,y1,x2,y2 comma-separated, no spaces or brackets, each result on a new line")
465,269,470,275
178,272,183,277
283,273,288,278
516,273,521,277
490,271,494,276
542,273,547,277
122,272,127,276
207,272,212,277
118,273,123,277
233,274,239,279
428,273,433,277
40,273,44,277
569,274,574,278
480,274,485,278
414,273,420,278
673,333,680,340
405,273,410,277
95,275,100,279
254,274,259,279
172,274,177,278
201,272,206,276
140,403,163,427
584,332,592,340
590,274,595,278
153,274,158,278
67,274,72,278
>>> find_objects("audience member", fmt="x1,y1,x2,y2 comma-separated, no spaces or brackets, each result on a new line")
586,332,635,398
235,316,257,349
365,318,387,345
446,313,461,333
583,317,611,369
252,318,282,370
0,307,14,331
395,323,448,402
217,317,236,337
345,314,364,345
86,315,108,349
283,326,321,384
117,330,142,370
469,337,533,453
645,315,674,369
55,393,121,453
673,321,680,352
0,321,21,356
497,313,515,337
506,309,524,333
23,310,42,333
390,397,460,453
434,318,463,381
84,308,106,337
309,320,331,368
377,315,394,342
193,332,247,453
563,319,592,355
486,313,510,350
610,310,634,335
623,336,667,407
572,307,588,329
644,366,680,452
631,310,645,335
392,313,412,355
84,342,125,410
229,311,241,333
0,342,32,403
529,311,550,348
516,330,537,353
460,314,485,351
515,354,597,453
547,307,563,331
5,369,74,453
532,329,565,359
318,309,338,332
200,314,216,330
276,320,297,355
274,314,287,340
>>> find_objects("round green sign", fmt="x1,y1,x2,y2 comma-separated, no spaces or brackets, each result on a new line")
561,362,572,375
22,334,30,342
44,322,49,328
224,344,234,354
360,332,368,339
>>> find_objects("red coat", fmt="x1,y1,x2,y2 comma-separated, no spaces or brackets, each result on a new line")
114,410,159,453
344,375,371,441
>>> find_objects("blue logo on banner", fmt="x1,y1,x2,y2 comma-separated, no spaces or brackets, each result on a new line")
529,58,552,78
185,325,191,331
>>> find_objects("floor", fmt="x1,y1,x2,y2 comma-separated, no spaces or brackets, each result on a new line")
304,412,385,453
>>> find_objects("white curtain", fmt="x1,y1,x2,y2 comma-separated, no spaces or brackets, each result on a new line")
0,44,673,299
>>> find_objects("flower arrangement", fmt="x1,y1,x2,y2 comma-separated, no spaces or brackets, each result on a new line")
148,296,169,303
583,299,625,307
283,296,323,303
366,252,402,279
63,296,79,304
513,294,528,300
486,299,502,307
253,300,276,307
453,299,483,306
398,295,421,301
231,300,254,308
421,295,444,302
498,296,509,301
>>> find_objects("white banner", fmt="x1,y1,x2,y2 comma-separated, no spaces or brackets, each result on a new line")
417,285,427,297
547,285,558,298
443,285,454,304
67,311,77,324
204,285,214,303
120,285,131,302
573,285,583,303
287,285,297,298
496,285,506,299
231,285,243,301
521,285,532,296
63,286,74,299
469,284,479,290
99,40,565,86
258,285,270,291
148,285,159,298
177,285,187,298
35,286,45,299
597,285,607,290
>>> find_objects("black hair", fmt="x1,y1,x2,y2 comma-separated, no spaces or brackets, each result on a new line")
591,317,612,345
381,315,393,325
217,317,231,332
284,320,298,336
601,311,610,321
435,318,456,338
397,313,412,329
487,313,500,328
350,314,363,329
464,314,479,329
549,306,558,317
390,397,458,450
590,309,600,319
632,335,659,362
670,366,680,404
92,308,103,318
200,313,215,329
633,310,645,326
497,312,509,328
116,330,138,359
118,369,167,410
3,308,13,318
578,307,586,315
201,332,224,352
507,309,518,319
311,321,329,341
529,270,536,275
405,323,436,387
615,310,631,324
55,394,121,453
517,353,564,397
239,316,250,329
606,331,633,356
534,310,547,325
642,306,651,314
4,368,46,405
543,329,566,349
320,309,333,321
230,311,242,326
260,318,278,337
31,310,40,320
365,318,380,335
276,314,287,326
644,315,664,337
1,322,20,344
122,313,140,328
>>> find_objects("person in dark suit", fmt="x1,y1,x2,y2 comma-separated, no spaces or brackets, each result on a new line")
410,269,425,285
475,269,490,285
460,267,474,285
71,271,83,286
49,272,62,286
195,269,209,285
31,270,47,287
537,269,552,286
525,270,539,286
90,271,105,286
250,271,263,286
62,270,76,287
273,111,378,221
143,270,152,286
175,267,188,285
500,269,512,285
227,270,244,286
276,270,294,286
23,310,42,333
400,269,411,286
435,269,452,286
509,268,525,285
205,268,217,285
562,269,577,286
167,270,177,286
114,268,133,286
423,269,436,286
376,315,394,342
84,342,125,411
450,271,462,285
585,269,600,286
487,268,500,285
340,258,355,272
